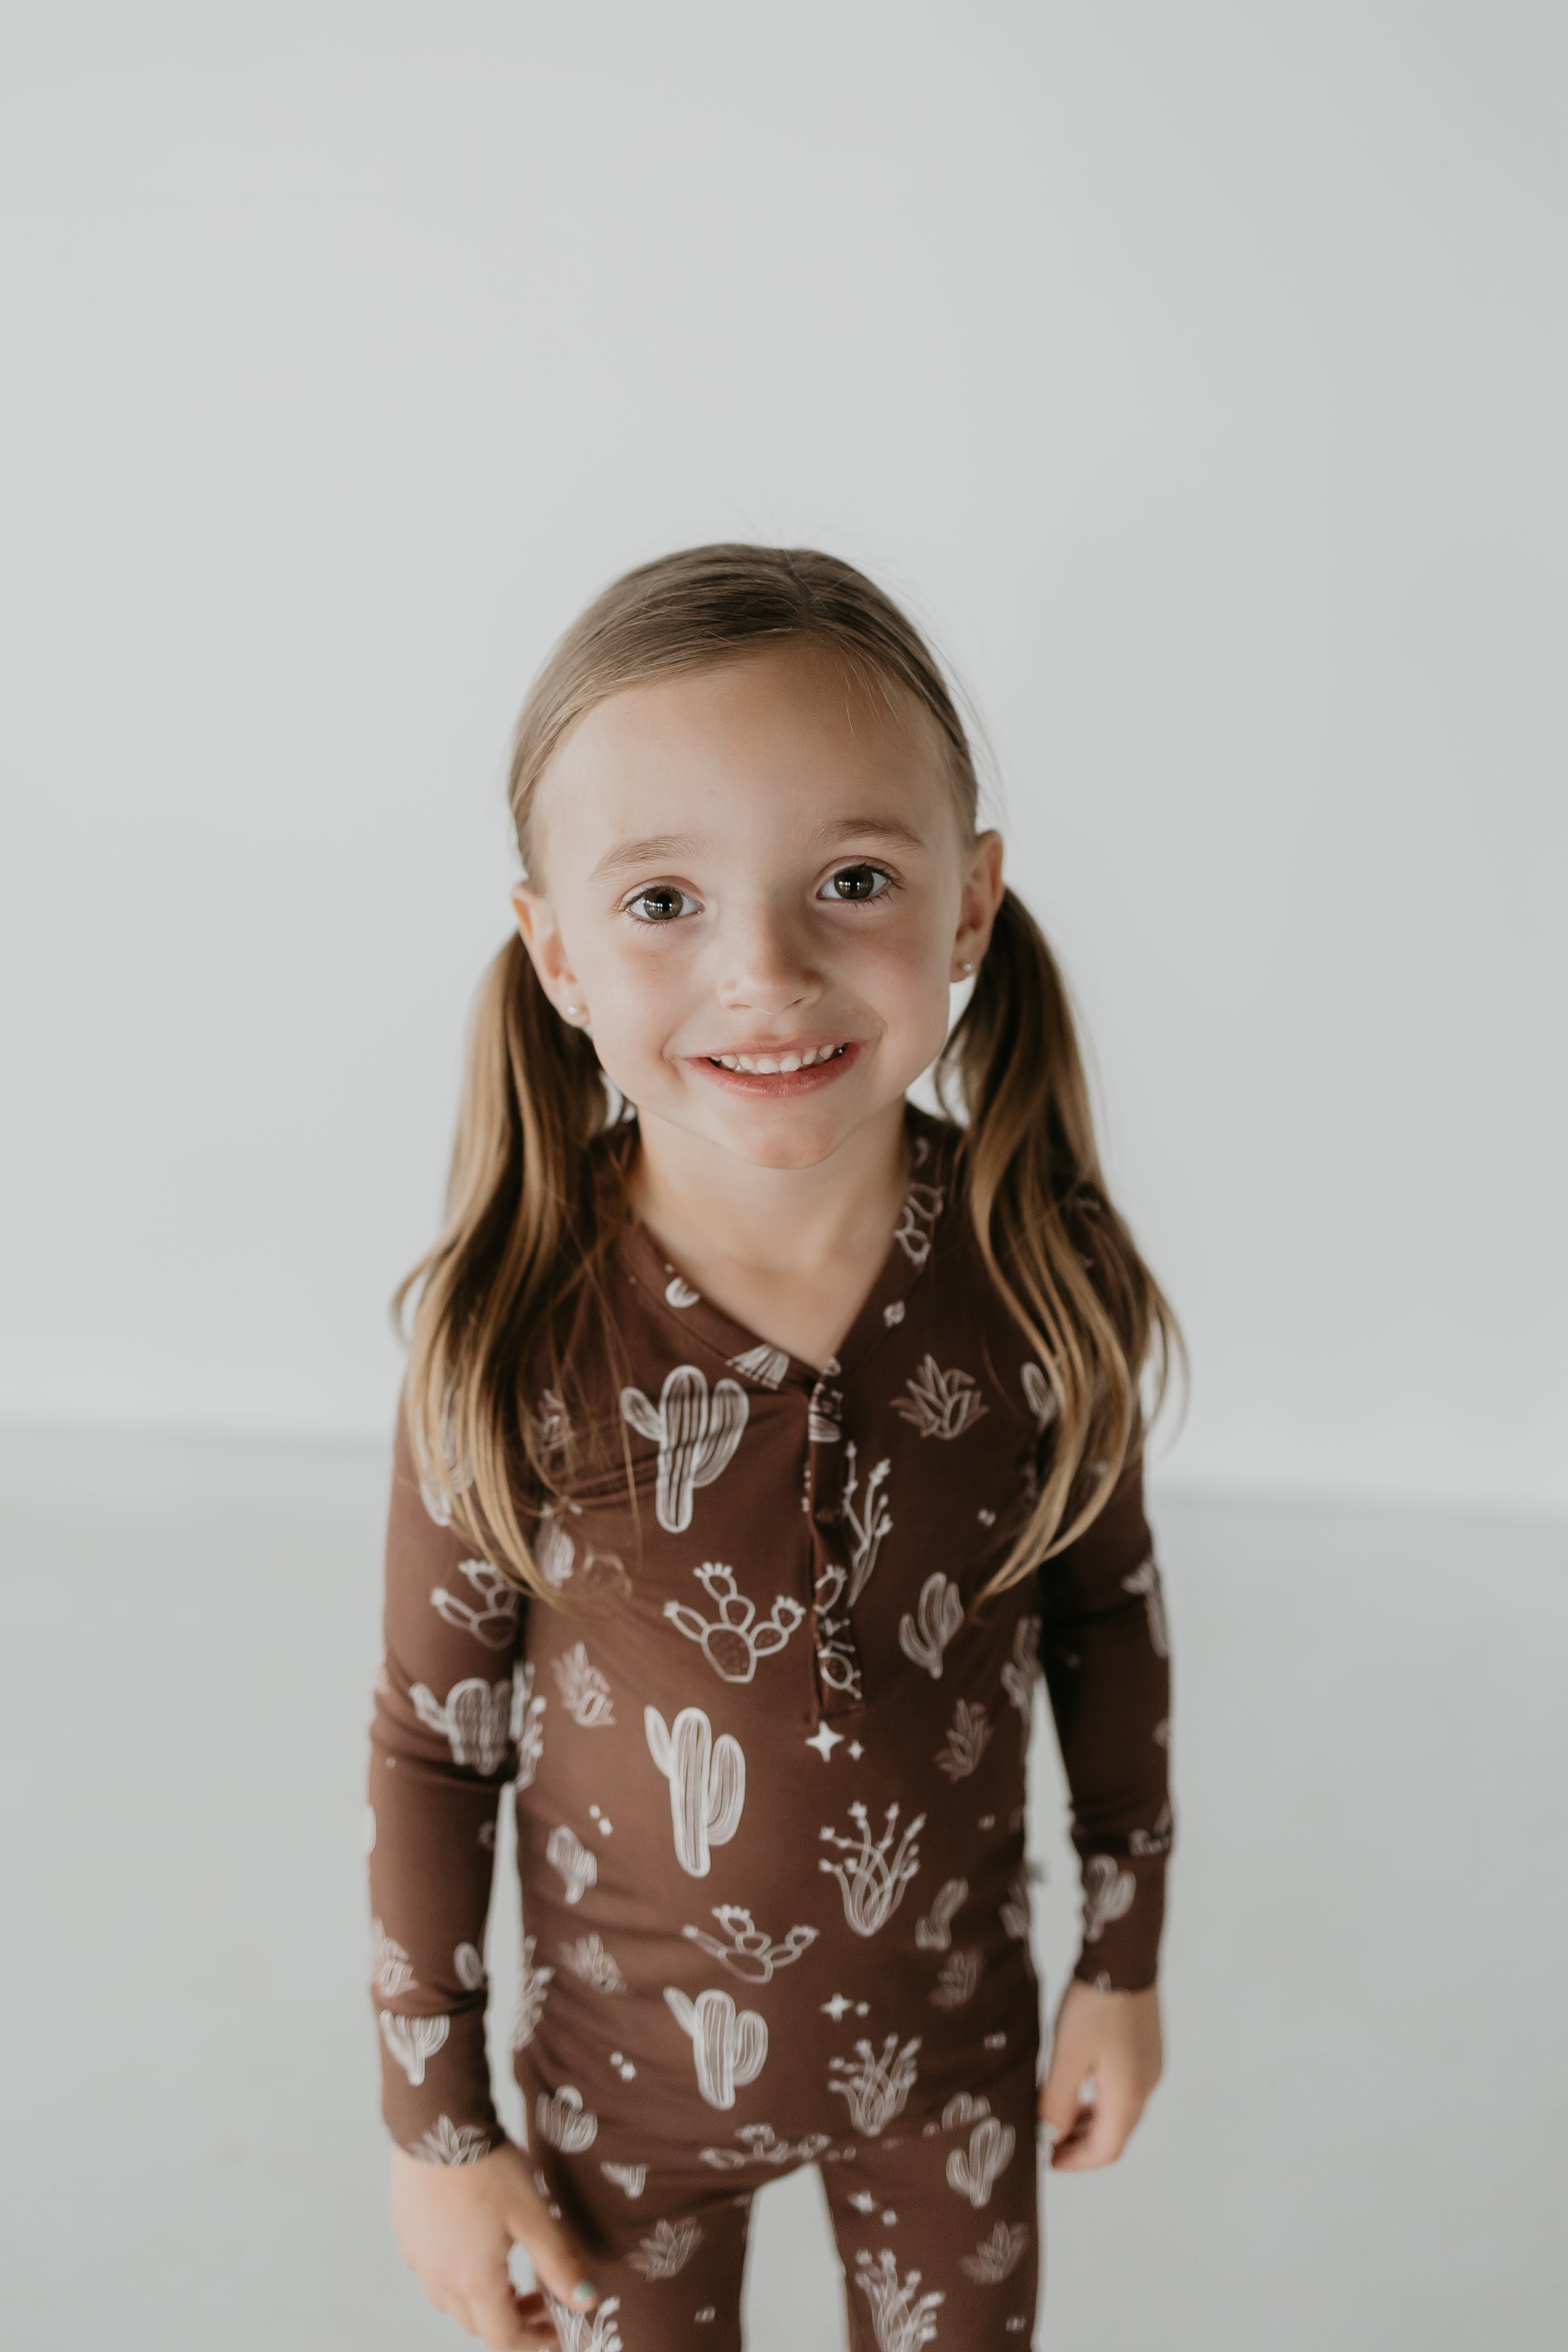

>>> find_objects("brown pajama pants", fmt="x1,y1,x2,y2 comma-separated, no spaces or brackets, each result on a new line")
522,2026,1042,2350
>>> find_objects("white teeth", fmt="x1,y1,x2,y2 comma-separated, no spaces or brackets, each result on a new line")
709,1044,847,1072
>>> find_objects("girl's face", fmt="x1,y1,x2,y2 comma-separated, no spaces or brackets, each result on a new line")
512,637,1003,1171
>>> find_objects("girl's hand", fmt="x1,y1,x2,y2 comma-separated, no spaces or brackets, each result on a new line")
389,2139,602,2350
1036,1978,1164,2171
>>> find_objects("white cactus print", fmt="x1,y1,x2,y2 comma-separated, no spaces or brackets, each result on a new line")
543,2289,623,2352
560,1932,629,1992
828,2033,923,2134
898,1573,964,1678
1130,1795,1175,1856
1122,1553,1170,1657
811,1561,864,1702
930,1949,983,2007
527,1385,572,1461
947,2114,1017,2208
1000,1613,1042,1720
663,1986,769,2109
628,2216,705,2278
728,1342,790,1388
808,1375,844,1444
600,2160,648,2196
665,1273,701,1308
682,1906,819,1983
534,1498,580,1588
413,2114,493,2164
645,1704,745,1877
892,1354,989,1440
512,1935,554,2050
546,1823,599,1905
893,1180,945,1267
663,1562,807,1682
1020,1359,1059,1430
699,2122,834,2169
370,1918,416,1997
410,1674,515,1773
999,1872,1031,1943
534,2083,599,2152
620,1365,748,1533
853,2248,945,2350
509,1658,546,1787
839,1441,894,1604
914,1877,968,1952
551,1641,616,1728
430,1555,521,1651
960,2221,1030,2283
378,2010,449,2084
454,1940,486,1992
934,1698,993,1782
1082,1853,1137,1939
883,1298,906,1325
819,1801,925,1935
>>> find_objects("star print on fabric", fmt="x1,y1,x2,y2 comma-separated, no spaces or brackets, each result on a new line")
806,1722,844,1761
847,1741,864,1759
822,1993,852,2020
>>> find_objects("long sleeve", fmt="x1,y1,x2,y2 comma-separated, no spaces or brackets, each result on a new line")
365,1395,529,2163
1035,1447,1174,1992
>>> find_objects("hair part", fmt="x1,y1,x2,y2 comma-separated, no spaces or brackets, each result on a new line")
392,541,1187,1607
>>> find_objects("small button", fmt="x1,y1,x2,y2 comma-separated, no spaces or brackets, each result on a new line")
813,1503,840,1527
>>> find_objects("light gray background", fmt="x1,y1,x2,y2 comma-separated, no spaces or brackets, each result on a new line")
2,6,1563,2350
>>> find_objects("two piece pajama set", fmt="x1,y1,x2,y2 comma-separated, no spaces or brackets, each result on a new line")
366,1099,1174,2350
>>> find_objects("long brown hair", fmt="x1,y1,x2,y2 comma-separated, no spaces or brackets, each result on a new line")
392,543,1187,1607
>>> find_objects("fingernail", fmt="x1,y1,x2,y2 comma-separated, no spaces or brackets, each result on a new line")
571,2279,598,2305
1036,2119,1058,2142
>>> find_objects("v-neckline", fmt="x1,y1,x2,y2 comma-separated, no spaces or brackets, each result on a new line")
606,1099,962,1392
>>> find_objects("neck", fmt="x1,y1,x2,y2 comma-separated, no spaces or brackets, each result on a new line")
625,1097,915,1281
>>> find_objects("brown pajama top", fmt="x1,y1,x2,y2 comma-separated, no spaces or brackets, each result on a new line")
366,1100,1173,2345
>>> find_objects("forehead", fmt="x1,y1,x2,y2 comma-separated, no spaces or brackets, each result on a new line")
531,638,954,882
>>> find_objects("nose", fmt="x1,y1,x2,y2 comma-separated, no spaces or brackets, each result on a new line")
711,896,823,1017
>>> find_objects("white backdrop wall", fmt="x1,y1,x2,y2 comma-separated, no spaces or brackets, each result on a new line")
3,4,1564,1517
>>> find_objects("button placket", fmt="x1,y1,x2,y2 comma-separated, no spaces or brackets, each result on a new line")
802,1358,865,1719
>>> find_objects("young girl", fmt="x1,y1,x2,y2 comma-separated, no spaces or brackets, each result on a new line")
366,545,1182,2352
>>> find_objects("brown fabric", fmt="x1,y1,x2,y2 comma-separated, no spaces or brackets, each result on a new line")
365,1100,1173,2333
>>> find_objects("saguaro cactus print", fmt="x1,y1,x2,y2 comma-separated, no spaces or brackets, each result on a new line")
945,2115,1017,2208
662,1985,769,2108
620,1364,748,1533
645,1704,745,1877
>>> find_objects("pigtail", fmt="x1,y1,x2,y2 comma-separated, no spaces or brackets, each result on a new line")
935,886,1187,1603
391,932,632,1606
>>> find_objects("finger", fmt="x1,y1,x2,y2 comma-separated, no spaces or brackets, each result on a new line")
465,2275,554,2351
506,2201,603,2317
1053,2084,1142,2169
1037,2055,1093,2139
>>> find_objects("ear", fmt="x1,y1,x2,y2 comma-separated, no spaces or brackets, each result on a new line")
956,828,1006,966
509,882,583,1014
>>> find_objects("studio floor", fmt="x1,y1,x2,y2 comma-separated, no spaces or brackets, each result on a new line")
1,1424,1562,2350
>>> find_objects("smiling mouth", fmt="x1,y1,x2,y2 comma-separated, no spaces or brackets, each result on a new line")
704,1043,852,1073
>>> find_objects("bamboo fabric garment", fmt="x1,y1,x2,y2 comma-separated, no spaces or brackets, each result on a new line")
366,1099,1173,2346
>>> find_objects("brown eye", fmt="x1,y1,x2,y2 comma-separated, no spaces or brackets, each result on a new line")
626,886,693,923
821,864,897,905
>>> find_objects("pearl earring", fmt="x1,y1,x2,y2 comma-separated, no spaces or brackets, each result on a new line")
956,959,974,976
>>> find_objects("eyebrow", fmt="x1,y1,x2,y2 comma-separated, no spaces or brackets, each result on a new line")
588,814,929,882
